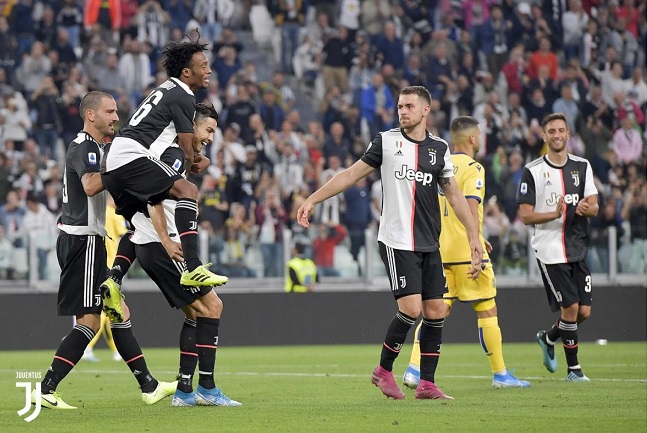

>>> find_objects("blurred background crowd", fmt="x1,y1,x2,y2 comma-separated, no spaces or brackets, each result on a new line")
0,0,645,282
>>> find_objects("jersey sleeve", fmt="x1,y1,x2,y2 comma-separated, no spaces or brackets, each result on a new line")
71,140,102,178
439,143,454,178
463,162,485,203
517,167,536,205
170,93,196,134
583,160,598,197
360,134,383,168
160,146,186,174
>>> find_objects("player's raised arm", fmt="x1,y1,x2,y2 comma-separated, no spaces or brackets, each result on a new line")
297,159,375,228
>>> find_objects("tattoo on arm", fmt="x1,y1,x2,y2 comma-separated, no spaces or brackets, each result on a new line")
438,177,450,190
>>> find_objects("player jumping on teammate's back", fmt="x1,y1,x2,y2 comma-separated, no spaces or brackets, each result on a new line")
297,86,484,400
518,112,599,382
402,116,530,390
100,36,227,323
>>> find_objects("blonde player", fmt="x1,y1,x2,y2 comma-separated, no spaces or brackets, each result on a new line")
80,195,125,362
403,116,530,389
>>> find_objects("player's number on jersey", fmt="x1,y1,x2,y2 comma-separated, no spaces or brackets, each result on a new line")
584,275,592,293
129,90,164,126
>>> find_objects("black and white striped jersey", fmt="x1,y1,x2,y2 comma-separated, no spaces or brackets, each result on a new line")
517,154,598,264
58,132,107,237
105,77,195,172
361,128,453,252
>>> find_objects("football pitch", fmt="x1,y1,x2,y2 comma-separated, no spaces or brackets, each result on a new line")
1,343,645,432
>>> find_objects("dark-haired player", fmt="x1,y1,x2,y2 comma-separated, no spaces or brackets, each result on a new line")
101,38,227,323
518,112,599,382
105,103,242,406
297,86,483,400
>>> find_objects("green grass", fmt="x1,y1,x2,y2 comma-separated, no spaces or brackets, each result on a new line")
1,343,645,432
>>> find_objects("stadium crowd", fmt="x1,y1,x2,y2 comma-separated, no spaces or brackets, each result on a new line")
0,0,645,281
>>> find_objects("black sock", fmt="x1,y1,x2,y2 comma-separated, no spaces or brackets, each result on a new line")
41,324,96,394
178,318,197,393
110,320,158,393
196,317,220,389
107,232,136,285
546,321,560,343
558,319,580,369
175,199,201,271
379,311,415,372
419,318,444,383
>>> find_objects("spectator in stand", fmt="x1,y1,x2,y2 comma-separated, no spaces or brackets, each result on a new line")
624,67,647,108
581,19,599,69
620,181,647,274
293,33,323,92
0,94,31,151
255,187,288,278
360,0,391,37
260,70,296,113
321,26,354,94
17,41,51,98
360,72,395,139
323,122,350,164
426,42,453,100
30,77,62,160
0,154,13,204
560,62,589,105
193,0,224,43
22,192,57,280
0,190,25,248
259,89,285,132
118,39,152,108
483,197,509,265
212,46,242,90
581,117,613,185
213,27,244,59
226,84,256,136
84,0,121,48
0,224,15,279
614,91,645,129
580,84,614,128
527,37,559,81
601,61,627,108
229,145,270,211
312,223,347,277
373,21,405,72
611,18,640,74
275,0,305,75
476,4,509,77
9,0,35,58
221,202,256,278
274,142,304,202
562,0,589,62
552,85,579,132
612,115,643,165
528,64,559,106
501,45,526,95
343,177,372,276
135,0,170,49
41,180,62,215
338,0,361,41
96,53,125,96
589,199,624,274
57,0,83,50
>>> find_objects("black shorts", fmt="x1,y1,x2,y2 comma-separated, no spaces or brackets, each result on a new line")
537,259,592,312
378,242,447,300
135,242,212,309
102,156,183,216
56,232,106,316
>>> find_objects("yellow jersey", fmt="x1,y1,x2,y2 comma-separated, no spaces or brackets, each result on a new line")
439,153,490,263
105,203,129,267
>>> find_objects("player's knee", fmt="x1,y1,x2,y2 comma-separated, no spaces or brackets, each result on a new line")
121,301,131,321
174,179,198,199
577,308,591,322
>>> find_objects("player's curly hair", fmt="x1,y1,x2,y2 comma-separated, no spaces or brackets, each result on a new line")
161,37,209,79
195,102,219,124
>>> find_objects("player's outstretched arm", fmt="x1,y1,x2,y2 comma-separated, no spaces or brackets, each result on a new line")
441,176,483,279
518,197,564,225
297,159,374,228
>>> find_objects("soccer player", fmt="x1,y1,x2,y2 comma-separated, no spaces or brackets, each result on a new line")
33,92,176,410
297,86,483,400
104,102,241,406
402,116,530,389
100,36,227,322
517,112,599,382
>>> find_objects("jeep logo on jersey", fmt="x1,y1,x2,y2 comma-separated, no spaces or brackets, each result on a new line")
546,192,580,206
571,171,580,187
395,165,434,186
428,148,436,165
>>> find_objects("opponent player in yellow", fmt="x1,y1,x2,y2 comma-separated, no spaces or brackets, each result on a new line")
403,116,530,389
80,195,126,362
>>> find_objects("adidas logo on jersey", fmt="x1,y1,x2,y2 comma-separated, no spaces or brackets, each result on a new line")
395,165,434,186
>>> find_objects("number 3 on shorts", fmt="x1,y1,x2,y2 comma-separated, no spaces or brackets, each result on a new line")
584,275,592,293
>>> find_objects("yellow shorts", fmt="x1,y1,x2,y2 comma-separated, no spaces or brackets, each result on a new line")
443,261,496,303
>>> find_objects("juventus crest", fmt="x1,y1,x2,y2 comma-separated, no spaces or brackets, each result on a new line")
428,148,437,165
571,171,580,187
